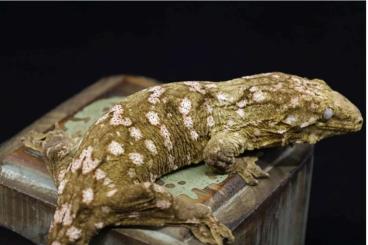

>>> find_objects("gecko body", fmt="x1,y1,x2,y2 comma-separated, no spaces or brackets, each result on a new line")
23,72,362,245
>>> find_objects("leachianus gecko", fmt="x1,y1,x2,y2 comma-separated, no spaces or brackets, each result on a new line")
23,72,362,245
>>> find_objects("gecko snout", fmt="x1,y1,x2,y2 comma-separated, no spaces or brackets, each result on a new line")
324,91,363,132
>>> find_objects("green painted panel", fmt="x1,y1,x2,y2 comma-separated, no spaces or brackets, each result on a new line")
64,97,123,138
63,97,228,199
159,165,227,199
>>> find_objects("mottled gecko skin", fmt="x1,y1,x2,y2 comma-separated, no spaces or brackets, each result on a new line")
23,72,362,245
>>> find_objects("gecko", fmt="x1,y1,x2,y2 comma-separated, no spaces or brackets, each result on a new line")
23,72,363,245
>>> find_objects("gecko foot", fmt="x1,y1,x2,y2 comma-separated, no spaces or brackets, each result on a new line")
173,197,234,245
189,216,235,245
231,156,269,186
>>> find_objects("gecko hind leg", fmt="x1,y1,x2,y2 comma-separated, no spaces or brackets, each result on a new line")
102,182,234,245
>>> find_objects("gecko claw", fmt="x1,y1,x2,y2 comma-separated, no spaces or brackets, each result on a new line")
232,156,269,186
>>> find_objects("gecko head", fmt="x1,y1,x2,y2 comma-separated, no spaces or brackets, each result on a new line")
315,90,362,132
281,79,363,144
23,128,75,162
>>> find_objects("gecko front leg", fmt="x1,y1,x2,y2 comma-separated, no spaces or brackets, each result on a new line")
203,131,268,185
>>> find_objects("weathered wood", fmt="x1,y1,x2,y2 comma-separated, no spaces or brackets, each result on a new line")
0,75,313,245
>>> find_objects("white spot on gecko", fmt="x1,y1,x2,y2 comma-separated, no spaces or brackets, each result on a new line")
71,146,100,174
290,96,300,107
95,222,104,229
249,86,258,92
153,184,166,193
148,86,166,104
236,99,247,108
204,83,218,89
284,115,297,125
179,97,192,115
273,83,283,90
252,90,266,102
110,104,124,126
150,173,157,182
148,96,160,104
127,212,140,218
66,226,81,242
160,125,173,150
291,76,302,83
82,188,94,204
57,179,68,194
277,128,287,134
207,116,215,127
57,169,66,183
103,177,112,186
216,92,231,103
183,81,206,94
242,73,272,79
54,203,73,226
156,200,171,209
254,128,261,136
146,111,160,126
107,189,118,197
168,154,178,169
300,117,317,128
144,139,158,155
183,116,193,128
94,168,106,180
272,74,281,79
143,182,151,189
82,151,100,175
205,101,213,113
236,108,245,118
129,152,144,166
121,117,132,126
51,241,61,245
107,141,124,156
129,127,143,141
227,119,235,127
190,130,199,141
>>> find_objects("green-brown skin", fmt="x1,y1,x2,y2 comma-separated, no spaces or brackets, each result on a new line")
23,72,363,245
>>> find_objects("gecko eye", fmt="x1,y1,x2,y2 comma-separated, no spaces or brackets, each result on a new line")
323,107,334,120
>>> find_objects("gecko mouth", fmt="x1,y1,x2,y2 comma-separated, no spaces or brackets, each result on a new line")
316,121,363,133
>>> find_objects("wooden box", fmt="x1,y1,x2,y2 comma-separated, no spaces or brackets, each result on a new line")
0,75,313,245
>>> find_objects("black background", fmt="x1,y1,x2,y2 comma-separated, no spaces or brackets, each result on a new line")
0,3,365,245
